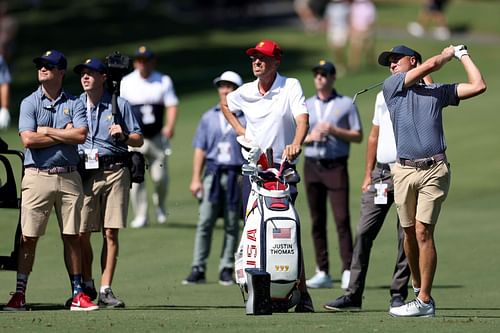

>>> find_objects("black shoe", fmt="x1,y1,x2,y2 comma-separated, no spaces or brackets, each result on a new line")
295,292,315,313
390,295,405,308
182,266,206,285
83,281,98,301
324,295,362,312
219,268,234,286
98,288,125,308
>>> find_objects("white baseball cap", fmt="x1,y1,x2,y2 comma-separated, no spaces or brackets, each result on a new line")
213,71,243,88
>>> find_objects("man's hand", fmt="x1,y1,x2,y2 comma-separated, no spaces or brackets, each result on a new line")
453,45,468,60
109,124,124,140
37,126,49,135
282,143,302,162
162,125,174,139
441,45,455,62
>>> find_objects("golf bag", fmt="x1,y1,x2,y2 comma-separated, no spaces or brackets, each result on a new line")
234,148,302,314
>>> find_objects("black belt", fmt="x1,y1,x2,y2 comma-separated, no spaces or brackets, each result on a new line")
398,153,446,169
375,162,392,171
26,165,77,174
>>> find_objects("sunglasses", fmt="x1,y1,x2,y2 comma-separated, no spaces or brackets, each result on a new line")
36,62,57,70
249,55,272,63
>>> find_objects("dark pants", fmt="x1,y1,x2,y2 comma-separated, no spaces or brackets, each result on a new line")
304,157,353,273
347,164,410,301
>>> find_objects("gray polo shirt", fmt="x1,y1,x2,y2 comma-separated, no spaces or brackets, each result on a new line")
19,86,87,168
78,91,142,157
382,72,459,160
304,91,361,159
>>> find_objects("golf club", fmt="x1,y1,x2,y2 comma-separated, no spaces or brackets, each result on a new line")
352,81,383,104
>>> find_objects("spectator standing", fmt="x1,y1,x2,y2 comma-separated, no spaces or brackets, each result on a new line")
302,60,362,290
120,46,179,228
182,71,245,286
3,50,97,311
68,58,143,308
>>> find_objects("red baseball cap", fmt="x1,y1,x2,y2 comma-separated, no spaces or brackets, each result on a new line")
245,40,282,60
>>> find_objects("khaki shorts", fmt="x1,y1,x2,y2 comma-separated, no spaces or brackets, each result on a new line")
21,169,83,237
80,167,131,232
392,160,451,227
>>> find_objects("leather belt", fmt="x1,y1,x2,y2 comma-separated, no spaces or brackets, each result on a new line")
26,165,77,174
398,153,446,169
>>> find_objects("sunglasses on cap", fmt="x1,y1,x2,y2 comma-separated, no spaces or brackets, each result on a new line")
36,62,57,70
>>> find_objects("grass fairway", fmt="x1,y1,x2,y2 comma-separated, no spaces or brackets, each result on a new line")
1,1,499,332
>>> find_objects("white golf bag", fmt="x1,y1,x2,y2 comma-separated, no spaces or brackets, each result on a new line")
234,145,302,314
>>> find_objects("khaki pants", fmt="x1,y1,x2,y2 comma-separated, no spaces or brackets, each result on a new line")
392,161,451,227
21,169,83,237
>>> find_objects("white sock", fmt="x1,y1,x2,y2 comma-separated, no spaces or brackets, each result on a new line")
100,285,110,293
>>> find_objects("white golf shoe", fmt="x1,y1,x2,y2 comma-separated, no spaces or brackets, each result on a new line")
389,297,435,317
306,271,333,289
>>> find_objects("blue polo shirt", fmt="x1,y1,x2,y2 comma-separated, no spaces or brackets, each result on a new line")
383,72,459,160
19,86,87,168
78,91,142,157
192,105,245,167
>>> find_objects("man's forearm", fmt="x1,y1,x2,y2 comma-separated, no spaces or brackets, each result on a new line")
42,126,87,145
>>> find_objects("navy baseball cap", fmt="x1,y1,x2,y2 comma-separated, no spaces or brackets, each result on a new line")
134,45,155,59
378,45,422,66
33,49,67,70
73,58,107,75
312,60,336,75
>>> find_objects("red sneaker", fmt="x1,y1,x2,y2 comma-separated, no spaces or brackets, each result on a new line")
70,292,99,311
4,292,27,311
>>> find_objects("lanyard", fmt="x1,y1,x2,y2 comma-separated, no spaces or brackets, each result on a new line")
314,98,335,124
218,111,232,137
86,97,99,148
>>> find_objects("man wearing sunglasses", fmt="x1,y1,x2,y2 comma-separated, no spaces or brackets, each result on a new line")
378,45,486,317
220,39,313,312
302,60,362,291
4,50,98,311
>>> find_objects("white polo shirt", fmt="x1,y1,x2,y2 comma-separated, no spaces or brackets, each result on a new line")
226,73,308,163
120,69,178,107
373,91,397,164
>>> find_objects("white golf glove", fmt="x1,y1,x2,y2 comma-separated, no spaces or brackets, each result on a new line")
0,107,10,129
453,45,468,60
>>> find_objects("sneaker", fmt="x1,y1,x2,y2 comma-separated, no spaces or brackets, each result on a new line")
407,21,425,37
306,271,332,289
324,295,362,312
70,292,99,311
130,217,147,228
64,283,98,308
389,297,435,317
83,282,98,301
341,270,350,290
98,288,125,308
4,292,26,311
433,26,450,41
182,266,206,285
390,295,405,309
156,208,167,224
295,292,314,313
219,268,234,286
